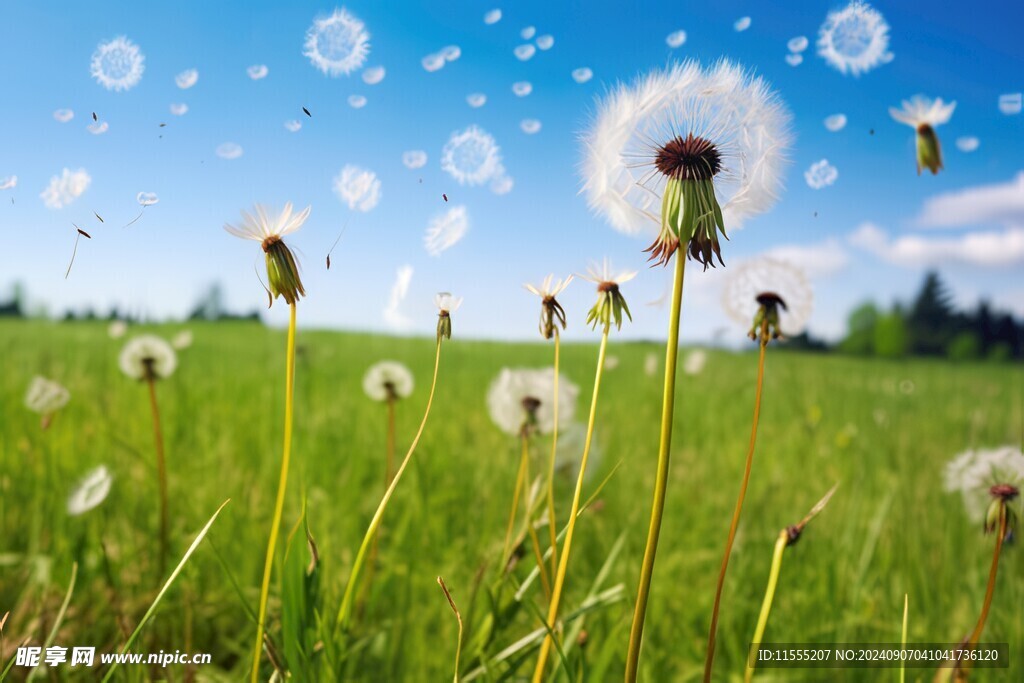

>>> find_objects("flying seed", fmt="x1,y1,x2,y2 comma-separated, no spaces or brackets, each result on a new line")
77,228,92,238
325,221,350,269
442,193,448,202
94,211,104,223
92,112,98,121
303,107,311,117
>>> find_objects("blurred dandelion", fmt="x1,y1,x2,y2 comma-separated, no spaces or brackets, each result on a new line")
333,164,381,212
683,349,707,375
787,36,809,52
890,95,956,174
805,159,838,189
441,45,461,62
40,168,90,210
304,8,370,77
215,143,244,160
824,113,847,131
362,65,386,85
514,44,536,61
87,120,109,135
175,69,198,89
956,136,980,152
424,205,468,256
785,54,803,67
644,352,659,377
67,466,113,516
25,376,70,430
422,53,446,72
571,68,593,84
91,36,145,91
536,34,554,50
170,103,188,116
441,125,504,186
487,368,578,437
512,81,533,97
466,93,487,108
734,16,752,32
666,30,687,48
247,64,269,80
998,93,1022,115
945,446,1024,522
171,330,193,350
402,150,428,169
817,1,892,76
108,320,128,339
53,109,74,123
521,26,536,39
723,257,813,339
520,119,542,134
348,94,367,109
484,8,502,24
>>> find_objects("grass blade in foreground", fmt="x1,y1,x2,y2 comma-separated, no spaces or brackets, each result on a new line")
26,563,77,681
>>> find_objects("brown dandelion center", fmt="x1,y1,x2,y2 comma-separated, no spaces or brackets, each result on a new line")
654,133,723,181
756,291,788,311
916,123,934,136
990,483,1020,502
521,396,542,416
383,380,398,401
261,234,281,253
597,282,620,294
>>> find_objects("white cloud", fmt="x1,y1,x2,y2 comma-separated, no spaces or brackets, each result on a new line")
40,168,91,209
333,164,381,212
383,265,414,330
916,172,1024,228
849,221,1024,267
764,238,849,278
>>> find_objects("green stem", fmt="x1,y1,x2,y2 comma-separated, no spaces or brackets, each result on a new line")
546,332,562,582
744,529,788,683
522,433,552,601
336,338,443,635
501,437,529,573
251,302,297,683
625,252,686,682
146,376,169,577
969,504,1007,646
532,324,610,683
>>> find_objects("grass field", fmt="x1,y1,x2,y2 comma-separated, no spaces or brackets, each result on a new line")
1,319,1022,681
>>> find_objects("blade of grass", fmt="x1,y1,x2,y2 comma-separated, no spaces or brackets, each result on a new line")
27,562,78,681
900,594,908,683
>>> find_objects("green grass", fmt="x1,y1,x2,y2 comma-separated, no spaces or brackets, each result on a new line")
1,319,1022,681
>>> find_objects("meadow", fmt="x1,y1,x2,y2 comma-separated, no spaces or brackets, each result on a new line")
1,318,1022,681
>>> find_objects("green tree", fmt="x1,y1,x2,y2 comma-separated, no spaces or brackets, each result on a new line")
840,301,879,355
908,271,955,355
873,312,909,358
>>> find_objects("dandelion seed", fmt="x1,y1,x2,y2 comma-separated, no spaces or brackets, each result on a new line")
466,93,487,108
514,44,536,61
441,45,461,62
998,93,1022,115
435,292,462,340
723,257,813,339
175,68,198,89
304,8,370,77
890,95,956,174
442,193,448,202
571,67,593,84
525,274,573,339
119,335,177,381
521,26,536,40
0,176,16,191
25,376,70,429
512,81,532,97
87,121,109,135
91,36,145,91
785,53,803,67
666,30,687,48
247,64,269,80
92,112,98,121
484,8,502,25
137,192,159,206
536,34,554,50
817,1,892,76
422,53,445,72
108,320,128,338
805,159,838,189
441,125,503,186
41,168,90,209
383,265,414,330
787,36,809,52
216,143,244,160
362,65,386,85
956,136,980,152
53,109,74,123
170,103,188,116
302,106,312,117
67,466,112,516
424,205,468,256
734,16,752,31
284,120,302,132
333,164,381,212
521,119,542,134
171,330,193,350
402,150,427,169
683,349,706,375
945,446,1024,523
583,60,792,267
225,202,310,306
824,113,847,131
363,361,415,402
487,368,579,437
348,94,367,109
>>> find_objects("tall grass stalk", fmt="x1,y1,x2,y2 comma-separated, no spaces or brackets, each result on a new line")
704,319,769,682
545,331,562,581
336,338,443,635
532,322,610,682
625,253,686,682
522,433,552,600
145,372,169,575
437,576,464,683
251,302,298,683
501,436,529,573
359,394,399,616
900,594,908,683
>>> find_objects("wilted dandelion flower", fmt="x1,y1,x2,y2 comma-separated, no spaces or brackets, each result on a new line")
108,320,128,338
525,274,572,339
824,113,847,131
119,335,178,381
683,348,707,375
170,103,189,116
666,30,687,48
571,68,593,84
520,119,542,134
53,109,75,123
67,465,112,516
998,93,1022,116
175,68,198,89
216,143,244,160
247,64,269,80
817,1,892,76
402,150,428,169
466,93,487,108
580,259,635,330
225,202,310,306
805,159,838,189
582,60,792,268
435,292,462,341
441,125,503,186
25,376,70,428
171,330,193,350
956,136,980,153
944,446,1024,522
363,361,415,402
487,368,579,437
91,36,145,91
362,65,386,85
304,8,370,77
424,205,469,256
889,95,956,175
333,164,381,211
723,257,813,341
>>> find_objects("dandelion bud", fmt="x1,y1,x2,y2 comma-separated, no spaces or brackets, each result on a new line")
224,202,311,307
915,124,944,175
434,292,462,342
263,236,306,306
984,484,1019,539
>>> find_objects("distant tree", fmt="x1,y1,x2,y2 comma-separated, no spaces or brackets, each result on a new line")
188,283,226,321
907,271,956,355
873,313,909,358
947,331,981,361
840,301,879,355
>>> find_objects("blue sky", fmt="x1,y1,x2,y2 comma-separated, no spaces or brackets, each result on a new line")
1,0,1022,342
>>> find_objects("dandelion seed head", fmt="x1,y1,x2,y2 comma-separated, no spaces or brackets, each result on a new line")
91,36,145,91
67,465,112,516
224,202,310,243
723,257,813,337
247,64,269,80
484,8,502,25
817,1,892,76
571,67,593,84
363,361,415,402
25,376,70,415
824,113,847,132
998,93,1022,115
945,446,1024,522
424,205,469,256
805,159,838,189
53,109,74,123
40,168,90,209
108,320,128,338
402,150,427,169
171,330,193,350
304,8,370,77
216,143,243,160
644,352,659,376
734,16,752,32
175,68,198,89
536,34,554,50
362,65,386,85
683,349,707,375
956,136,980,152
514,44,536,61
521,26,536,40
487,368,579,436
441,125,503,186
520,119,542,135
119,335,178,381
348,94,367,109
333,164,381,212
434,292,462,314
512,81,533,97
666,30,687,48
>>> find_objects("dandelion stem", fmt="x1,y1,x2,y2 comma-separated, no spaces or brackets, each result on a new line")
744,529,788,683
359,395,398,618
145,375,169,577
532,323,609,683
386,396,397,486
900,594,908,683
336,338,443,635
523,433,553,601
502,438,529,573
625,253,686,682
546,332,562,582
704,321,769,682
968,504,1007,646
251,302,297,683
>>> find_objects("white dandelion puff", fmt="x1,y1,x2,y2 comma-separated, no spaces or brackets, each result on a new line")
53,109,74,123
805,159,838,189
467,93,487,108
247,64,269,80
441,125,503,186
284,119,302,132
441,45,461,62
87,121,109,135
484,8,502,25
175,68,198,89
817,1,892,76
683,349,707,375
40,168,90,209
108,320,128,339
216,143,243,160
722,257,813,337
666,30,687,48
520,119,542,134
490,170,514,195
571,67,593,84
536,34,554,50
362,65,386,84
512,81,532,97
514,44,536,61
383,265,414,330
119,335,178,381
956,136,980,152
333,164,381,212
486,368,579,437
945,446,1024,521
0,176,17,191
170,103,189,116
348,94,367,109
363,361,415,402
171,330,193,350
424,205,469,256
25,376,70,417
734,16,752,32
998,93,1022,115
582,60,793,239
402,150,428,169
136,192,158,206
824,113,847,131
785,53,803,67
521,26,536,40
422,53,446,72
91,36,145,91
304,7,370,77
67,465,112,516
788,36,809,52
434,292,462,314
